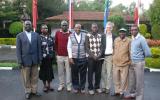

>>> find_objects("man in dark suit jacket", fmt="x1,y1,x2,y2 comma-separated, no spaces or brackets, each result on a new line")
101,21,116,95
16,21,42,99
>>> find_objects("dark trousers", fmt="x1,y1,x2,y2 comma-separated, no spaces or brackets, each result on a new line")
71,58,87,90
88,58,103,90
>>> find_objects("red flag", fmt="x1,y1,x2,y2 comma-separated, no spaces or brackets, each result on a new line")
134,0,140,26
134,7,138,25
69,0,74,30
32,0,38,32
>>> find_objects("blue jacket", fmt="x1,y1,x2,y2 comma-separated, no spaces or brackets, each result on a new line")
16,31,42,67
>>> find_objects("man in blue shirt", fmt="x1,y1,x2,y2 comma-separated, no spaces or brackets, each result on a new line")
124,25,151,100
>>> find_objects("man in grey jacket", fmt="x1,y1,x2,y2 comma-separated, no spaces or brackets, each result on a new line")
16,21,42,99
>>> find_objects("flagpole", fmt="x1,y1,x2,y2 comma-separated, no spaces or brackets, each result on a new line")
104,0,109,31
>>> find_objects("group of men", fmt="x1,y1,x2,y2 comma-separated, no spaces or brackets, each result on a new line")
16,20,151,100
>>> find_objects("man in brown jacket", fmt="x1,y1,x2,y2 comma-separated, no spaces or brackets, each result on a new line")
112,28,131,97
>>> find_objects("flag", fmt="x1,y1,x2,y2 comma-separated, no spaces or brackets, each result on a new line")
104,0,110,29
134,0,140,26
32,0,38,32
69,0,74,30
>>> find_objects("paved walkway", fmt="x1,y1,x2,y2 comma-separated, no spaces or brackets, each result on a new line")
0,70,159,100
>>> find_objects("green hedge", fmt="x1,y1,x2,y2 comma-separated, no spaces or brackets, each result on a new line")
0,38,16,45
145,58,160,69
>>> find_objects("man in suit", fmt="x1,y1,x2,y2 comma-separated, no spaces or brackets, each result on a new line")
101,21,116,94
16,21,42,99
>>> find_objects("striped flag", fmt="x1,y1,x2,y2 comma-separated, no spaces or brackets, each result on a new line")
104,0,110,29
69,0,74,30
134,0,141,26
32,0,38,32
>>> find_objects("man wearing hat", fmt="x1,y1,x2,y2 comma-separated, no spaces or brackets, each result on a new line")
112,28,131,97
55,20,72,92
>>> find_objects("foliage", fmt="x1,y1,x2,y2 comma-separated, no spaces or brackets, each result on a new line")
139,24,151,38
26,0,67,20
147,39,160,47
150,47,160,58
145,33,151,39
108,15,125,34
145,58,160,69
9,22,23,37
139,24,147,36
149,0,160,25
151,24,160,39
0,38,16,45
0,0,19,21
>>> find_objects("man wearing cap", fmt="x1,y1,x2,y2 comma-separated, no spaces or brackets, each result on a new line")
112,28,131,97
16,21,42,99
55,20,72,92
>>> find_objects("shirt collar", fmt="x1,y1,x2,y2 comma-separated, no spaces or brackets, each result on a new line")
25,31,31,34
132,33,140,40
60,29,69,34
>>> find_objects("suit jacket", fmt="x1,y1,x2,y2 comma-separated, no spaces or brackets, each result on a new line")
16,31,42,67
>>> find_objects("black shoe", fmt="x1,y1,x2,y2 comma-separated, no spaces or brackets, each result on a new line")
25,93,31,99
31,92,41,97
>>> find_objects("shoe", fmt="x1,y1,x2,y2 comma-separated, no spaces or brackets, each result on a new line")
96,89,102,93
88,90,95,95
31,92,41,97
73,89,78,93
25,93,31,99
48,86,54,91
81,90,86,94
114,93,120,96
43,87,48,92
124,95,135,99
57,86,64,92
67,87,71,92
101,88,106,93
105,89,109,94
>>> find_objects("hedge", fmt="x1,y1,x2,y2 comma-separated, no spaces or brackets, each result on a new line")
0,38,16,45
145,58,160,69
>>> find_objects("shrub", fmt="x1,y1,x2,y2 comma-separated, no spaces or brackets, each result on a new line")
145,33,151,39
139,24,147,36
0,38,16,45
147,39,160,47
9,22,23,37
150,47,160,58
145,58,160,69
151,24,160,39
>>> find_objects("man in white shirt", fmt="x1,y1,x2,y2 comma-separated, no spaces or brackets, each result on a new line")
67,24,87,93
101,21,116,94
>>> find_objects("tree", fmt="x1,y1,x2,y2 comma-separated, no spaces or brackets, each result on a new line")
26,0,67,20
149,0,160,25
9,21,23,37
0,0,19,21
108,15,125,35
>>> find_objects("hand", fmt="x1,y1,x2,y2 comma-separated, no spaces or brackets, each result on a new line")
18,63,23,69
69,58,74,64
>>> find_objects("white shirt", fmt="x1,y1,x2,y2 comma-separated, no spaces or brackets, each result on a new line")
67,32,82,58
105,34,113,54
25,31,31,43
132,33,140,40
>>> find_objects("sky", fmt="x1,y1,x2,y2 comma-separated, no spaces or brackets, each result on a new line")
111,0,153,10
